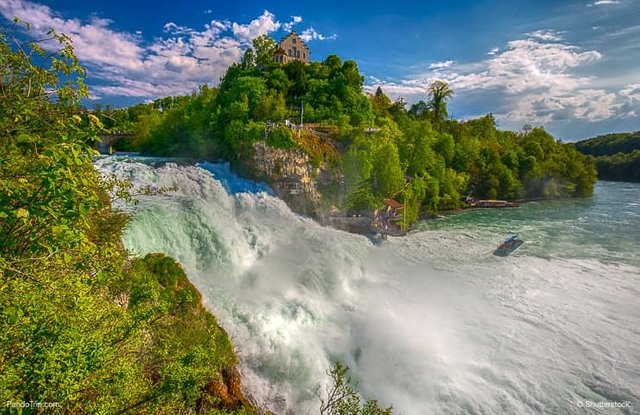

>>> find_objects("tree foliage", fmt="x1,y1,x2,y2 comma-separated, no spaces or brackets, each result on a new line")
593,149,640,182
574,131,640,182
574,130,640,157
102,34,597,227
0,21,254,414
427,80,454,121
316,363,392,415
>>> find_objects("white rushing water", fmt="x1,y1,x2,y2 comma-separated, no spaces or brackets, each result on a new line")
96,158,640,414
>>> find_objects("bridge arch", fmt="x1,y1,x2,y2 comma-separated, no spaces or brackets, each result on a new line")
96,132,134,155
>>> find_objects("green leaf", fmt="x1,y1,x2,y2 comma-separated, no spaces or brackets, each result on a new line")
16,133,35,143
14,208,29,219
52,225,68,235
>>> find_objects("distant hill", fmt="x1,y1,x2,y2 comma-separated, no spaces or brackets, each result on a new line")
574,131,640,182
574,131,640,157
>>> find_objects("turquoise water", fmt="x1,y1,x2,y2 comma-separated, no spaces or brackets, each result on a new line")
97,157,640,415
420,181,640,267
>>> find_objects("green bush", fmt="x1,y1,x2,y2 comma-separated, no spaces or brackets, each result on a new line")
267,125,296,149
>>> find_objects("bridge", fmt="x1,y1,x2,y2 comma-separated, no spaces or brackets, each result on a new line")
97,132,134,155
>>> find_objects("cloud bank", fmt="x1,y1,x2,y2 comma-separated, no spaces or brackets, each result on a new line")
0,1,333,100
370,29,637,127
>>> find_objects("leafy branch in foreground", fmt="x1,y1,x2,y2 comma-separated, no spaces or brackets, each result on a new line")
1,20,254,414
316,362,392,415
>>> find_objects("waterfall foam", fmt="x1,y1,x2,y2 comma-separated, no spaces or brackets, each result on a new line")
96,158,640,414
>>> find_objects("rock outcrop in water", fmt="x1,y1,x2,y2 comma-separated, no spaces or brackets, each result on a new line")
234,141,341,219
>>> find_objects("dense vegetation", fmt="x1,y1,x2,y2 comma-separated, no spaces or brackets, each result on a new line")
1,23,394,414
105,35,597,227
574,131,640,182
574,131,640,157
0,21,256,414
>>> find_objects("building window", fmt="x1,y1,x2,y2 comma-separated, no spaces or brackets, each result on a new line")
297,50,300,58
292,38,297,44
288,49,292,56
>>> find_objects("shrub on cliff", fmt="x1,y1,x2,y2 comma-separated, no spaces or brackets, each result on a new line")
317,363,393,415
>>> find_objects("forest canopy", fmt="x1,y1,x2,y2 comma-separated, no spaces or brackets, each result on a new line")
96,34,598,226
574,131,640,182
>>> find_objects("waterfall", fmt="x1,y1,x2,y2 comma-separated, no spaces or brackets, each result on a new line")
96,157,640,414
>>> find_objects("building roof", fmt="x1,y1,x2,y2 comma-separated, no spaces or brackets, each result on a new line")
278,32,309,50
383,198,403,209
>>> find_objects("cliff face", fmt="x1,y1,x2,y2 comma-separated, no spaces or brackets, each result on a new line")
234,142,340,219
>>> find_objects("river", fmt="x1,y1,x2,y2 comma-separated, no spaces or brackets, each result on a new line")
96,157,640,414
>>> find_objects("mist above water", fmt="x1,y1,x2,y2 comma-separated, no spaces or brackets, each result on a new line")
97,158,640,414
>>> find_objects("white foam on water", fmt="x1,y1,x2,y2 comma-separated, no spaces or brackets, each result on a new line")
96,158,640,414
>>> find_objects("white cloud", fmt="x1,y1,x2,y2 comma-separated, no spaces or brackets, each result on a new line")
499,89,619,123
448,39,601,93
283,15,302,32
367,29,637,124
0,0,144,72
300,27,337,42
620,83,640,100
0,1,314,100
231,10,280,43
588,0,620,6
616,84,640,117
163,22,194,35
605,24,640,39
428,60,453,69
525,29,565,41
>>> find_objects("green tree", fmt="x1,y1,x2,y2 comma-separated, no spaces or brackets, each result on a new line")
240,47,256,68
252,34,276,68
371,87,392,119
316,363,393,415
0,20,103,256
427,80,454,121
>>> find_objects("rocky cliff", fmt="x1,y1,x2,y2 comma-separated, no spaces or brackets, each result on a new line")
234,142,341,219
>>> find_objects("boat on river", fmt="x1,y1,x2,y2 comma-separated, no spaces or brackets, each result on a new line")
493,234,524,256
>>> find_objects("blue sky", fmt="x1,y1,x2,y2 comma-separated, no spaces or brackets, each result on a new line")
1,0,639,141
